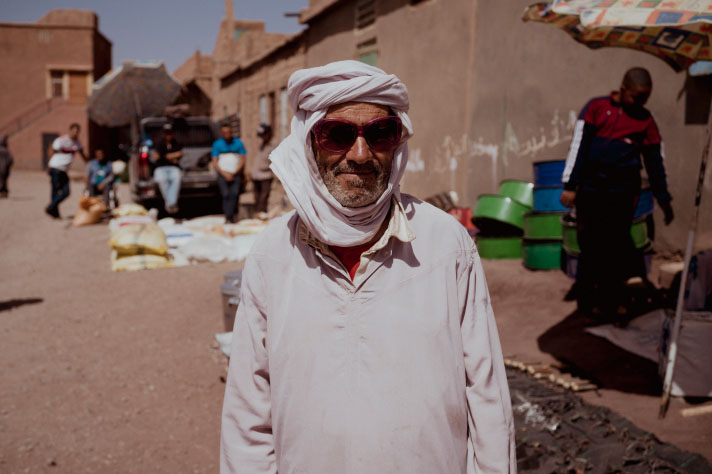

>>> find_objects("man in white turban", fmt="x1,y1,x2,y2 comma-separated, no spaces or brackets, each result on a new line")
220,61,515,474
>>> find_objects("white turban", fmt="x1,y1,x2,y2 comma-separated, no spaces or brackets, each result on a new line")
269,60,413,247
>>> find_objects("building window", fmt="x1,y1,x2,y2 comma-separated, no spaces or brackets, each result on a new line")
50,70,64,98
259,95,268,124
357,38,378,66
280,87,288,139
268,91,276,127
235,28,246,40
355,0,376,30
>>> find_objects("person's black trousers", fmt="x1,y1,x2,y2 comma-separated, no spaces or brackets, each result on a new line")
575,190,640,311
253,178,272,214
217,173,242,223
48,168,70,211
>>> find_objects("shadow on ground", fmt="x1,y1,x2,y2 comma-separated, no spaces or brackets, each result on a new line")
0,298,43,312
537,284,668,396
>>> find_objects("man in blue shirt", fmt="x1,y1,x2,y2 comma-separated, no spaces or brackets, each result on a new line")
211,122,247,223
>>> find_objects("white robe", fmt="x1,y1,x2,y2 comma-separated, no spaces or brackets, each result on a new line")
221,195,516,474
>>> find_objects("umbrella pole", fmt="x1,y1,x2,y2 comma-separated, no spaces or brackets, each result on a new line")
659,113,711,419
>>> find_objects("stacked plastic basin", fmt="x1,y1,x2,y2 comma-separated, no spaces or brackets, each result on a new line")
523,160,567,270
472,180,533,259
561,188,655,278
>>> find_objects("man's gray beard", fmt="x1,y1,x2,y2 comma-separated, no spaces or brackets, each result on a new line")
318,159,391,208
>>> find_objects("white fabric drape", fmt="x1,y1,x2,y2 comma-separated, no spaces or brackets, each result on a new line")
269,60,413,246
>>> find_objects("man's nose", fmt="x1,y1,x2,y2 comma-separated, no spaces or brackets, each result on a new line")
346,136,370,162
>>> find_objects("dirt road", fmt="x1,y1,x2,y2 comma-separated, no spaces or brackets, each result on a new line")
0,170,709,473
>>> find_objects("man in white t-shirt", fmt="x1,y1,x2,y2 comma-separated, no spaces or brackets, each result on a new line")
45,123,87,218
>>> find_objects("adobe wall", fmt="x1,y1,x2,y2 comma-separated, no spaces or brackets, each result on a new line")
0,24,94,125
6,104,89,172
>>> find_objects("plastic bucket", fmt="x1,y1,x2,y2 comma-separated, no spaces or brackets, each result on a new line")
224,269,243,284
498,180,534,208
523,211,565,240
533,160,565,186
523,239,562,270
533,185,568,212
473,194,530,235
221,282,240,332
475,236,523,259
634,188,654,219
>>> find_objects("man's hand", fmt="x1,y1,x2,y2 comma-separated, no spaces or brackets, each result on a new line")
560,190,576,208
221,170,235,182
167,150,183,164
661,202,674,225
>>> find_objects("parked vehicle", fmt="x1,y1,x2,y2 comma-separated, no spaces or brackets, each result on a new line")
129,116,219,208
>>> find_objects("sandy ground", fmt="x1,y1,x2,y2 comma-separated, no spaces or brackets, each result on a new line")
0,170,710,473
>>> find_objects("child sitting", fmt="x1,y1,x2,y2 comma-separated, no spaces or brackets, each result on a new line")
85,149,115,206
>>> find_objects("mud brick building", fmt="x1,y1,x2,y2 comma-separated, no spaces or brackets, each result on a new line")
174,0,306,178
0,9,112,170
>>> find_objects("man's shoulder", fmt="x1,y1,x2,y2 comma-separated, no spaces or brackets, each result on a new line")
400,194,473,249
249,210,299,257
582,95,611,112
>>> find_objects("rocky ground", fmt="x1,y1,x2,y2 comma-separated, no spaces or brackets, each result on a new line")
0,170,709,473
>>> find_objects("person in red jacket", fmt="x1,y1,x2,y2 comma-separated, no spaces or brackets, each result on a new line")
560,67,674,316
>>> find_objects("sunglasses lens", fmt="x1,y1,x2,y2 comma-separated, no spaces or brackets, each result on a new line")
365,118,401,152
318,121,357,152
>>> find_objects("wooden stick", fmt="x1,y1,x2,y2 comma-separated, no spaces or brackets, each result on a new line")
571,382,598,392
681,404,712,418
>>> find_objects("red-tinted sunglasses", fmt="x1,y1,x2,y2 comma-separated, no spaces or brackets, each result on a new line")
312,116,403,154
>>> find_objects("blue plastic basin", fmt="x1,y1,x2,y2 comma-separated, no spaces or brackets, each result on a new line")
533,160,566,187
533,185,568,212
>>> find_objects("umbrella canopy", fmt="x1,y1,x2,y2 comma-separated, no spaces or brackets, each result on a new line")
88,60,181,127
523,0,712,71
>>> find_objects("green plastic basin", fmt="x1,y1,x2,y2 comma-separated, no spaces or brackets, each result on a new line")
523,211,565,240
473,194,531,235
476,236,523,259
561,216,650,255
523,239,562,270
498,180,534,208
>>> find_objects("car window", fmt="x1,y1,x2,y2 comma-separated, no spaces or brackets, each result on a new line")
143,122,214,148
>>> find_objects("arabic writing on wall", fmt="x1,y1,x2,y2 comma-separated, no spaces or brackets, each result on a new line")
407,109,578,185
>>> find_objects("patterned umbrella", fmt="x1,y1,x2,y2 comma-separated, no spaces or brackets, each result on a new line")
522,0,712,72
87,60,181,127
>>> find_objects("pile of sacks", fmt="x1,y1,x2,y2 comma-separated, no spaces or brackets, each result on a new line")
108,204,172,271
106,204,277,271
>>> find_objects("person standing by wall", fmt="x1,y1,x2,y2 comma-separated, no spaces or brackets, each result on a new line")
0,135,13,198
152,123,183,215
45,123,88,218
251,123,275,217
560,67,674,317
211,122,246,223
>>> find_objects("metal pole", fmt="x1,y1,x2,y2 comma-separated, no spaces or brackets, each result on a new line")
659,117,711,418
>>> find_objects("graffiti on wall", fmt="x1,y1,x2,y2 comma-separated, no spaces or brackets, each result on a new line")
406,109,578,191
